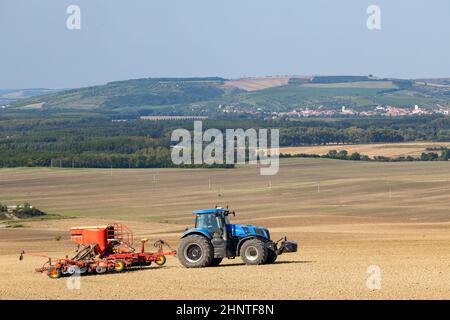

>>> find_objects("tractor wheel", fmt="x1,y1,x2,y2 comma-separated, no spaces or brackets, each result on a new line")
155,255,166,266
210,258,223,266
264,248,278,264
178,235,213,268
114,260,126,272
240,239,268,265
47,266,62,279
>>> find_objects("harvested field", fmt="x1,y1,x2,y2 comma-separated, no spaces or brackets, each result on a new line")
1,158,450,299
223,77,291,91
279,142,450,158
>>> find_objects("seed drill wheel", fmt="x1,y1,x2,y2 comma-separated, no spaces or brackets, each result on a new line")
114,260,126,272
79,266,88,274
47,266,62,279
95,266,107,274
155,255,166,266
65,265,83,275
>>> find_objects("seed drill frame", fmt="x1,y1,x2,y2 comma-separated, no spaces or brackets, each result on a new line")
20,223,176,278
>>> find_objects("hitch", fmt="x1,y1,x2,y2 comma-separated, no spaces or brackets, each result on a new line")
275,237,298,255
154,239,177,256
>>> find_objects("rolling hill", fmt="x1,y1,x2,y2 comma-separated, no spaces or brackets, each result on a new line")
8,75,449,115
0,88,61,106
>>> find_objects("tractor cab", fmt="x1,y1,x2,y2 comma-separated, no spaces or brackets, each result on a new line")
191,207,271,242
193,207,231,238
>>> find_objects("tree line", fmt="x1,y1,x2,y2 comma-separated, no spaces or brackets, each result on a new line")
1,115,450,168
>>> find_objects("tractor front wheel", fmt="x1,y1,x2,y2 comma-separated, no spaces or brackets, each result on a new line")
264,249,278,264
240,239,268,265
210,258,223,266
178,235,213,268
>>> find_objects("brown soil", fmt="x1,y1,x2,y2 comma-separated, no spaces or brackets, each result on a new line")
1,159,450,299
1,216,450,299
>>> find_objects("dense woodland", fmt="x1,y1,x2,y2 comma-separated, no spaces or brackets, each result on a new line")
1,111,450,168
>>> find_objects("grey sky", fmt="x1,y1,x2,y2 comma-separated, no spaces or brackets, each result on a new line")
0,0,449,88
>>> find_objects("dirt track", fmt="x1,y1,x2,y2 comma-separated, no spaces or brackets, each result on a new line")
1,216,450,300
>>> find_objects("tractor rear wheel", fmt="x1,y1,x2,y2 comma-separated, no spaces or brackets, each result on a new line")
178,235,213,268
210,258,223,266
240,239,268,265
264,249,278,264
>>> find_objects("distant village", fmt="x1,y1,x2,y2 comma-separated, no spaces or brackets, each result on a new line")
217,103,450,118
110,104,450,122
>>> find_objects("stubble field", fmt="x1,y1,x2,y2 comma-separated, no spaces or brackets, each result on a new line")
279,141,450,158
1,158,450,299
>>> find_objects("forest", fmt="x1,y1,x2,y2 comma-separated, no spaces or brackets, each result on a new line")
1,112,450,168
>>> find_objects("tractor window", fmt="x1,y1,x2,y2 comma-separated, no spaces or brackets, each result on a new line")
195,214,223,234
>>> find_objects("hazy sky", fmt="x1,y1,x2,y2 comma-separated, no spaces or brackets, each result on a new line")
0,0,449,88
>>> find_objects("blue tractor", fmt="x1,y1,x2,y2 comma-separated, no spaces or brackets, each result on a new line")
178,207,297,267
